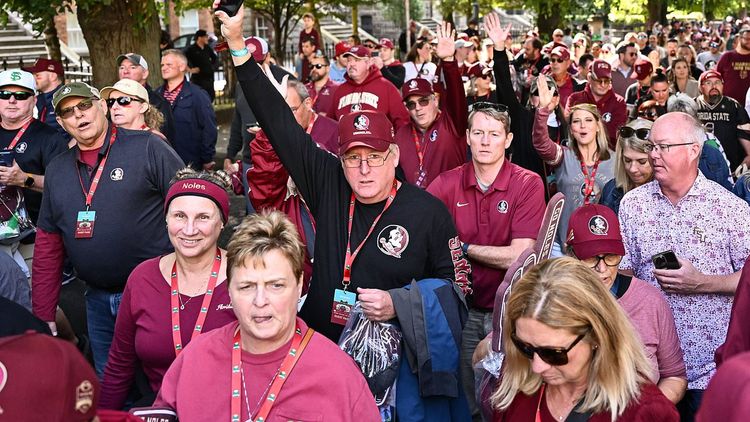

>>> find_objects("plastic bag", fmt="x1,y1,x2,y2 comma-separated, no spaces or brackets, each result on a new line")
338,302,402,418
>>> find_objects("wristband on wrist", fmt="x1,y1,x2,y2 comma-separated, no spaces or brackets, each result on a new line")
461,242,470,256
230,47,249,57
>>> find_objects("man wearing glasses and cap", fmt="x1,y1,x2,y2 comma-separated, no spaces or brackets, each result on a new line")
394,22,468,189
31,81,183,376
427,100,545,420
697,37,724,69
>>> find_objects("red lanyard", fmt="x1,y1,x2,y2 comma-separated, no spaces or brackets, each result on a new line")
580,159,600,205
305,113,317,135
4,118,33,151
170,248,222,356
411,126,426,168
78,126,118,210
230,322,314,422
342,180,398,290
535,383,546,422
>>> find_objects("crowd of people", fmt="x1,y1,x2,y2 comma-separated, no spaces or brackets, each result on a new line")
3,2,750,421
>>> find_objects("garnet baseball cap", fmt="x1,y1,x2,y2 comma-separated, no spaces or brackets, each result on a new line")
631,59,653,80
0,69,36,92
100,78,150,102
699,69,723,84
550,46,571,61
338,111,395,155
342,45,371,59
466,62,491,79
566,204,625,260
334,41,351,58
22,58,64,76
589,59,612,80
401,78,434,100
116,53,148,71
0,332,100,421
245,36,269,62
378,38,394,49
52,81,101,110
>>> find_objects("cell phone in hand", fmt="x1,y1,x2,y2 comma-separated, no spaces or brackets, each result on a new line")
652,250,680,270
0,150,13,167
216,0,244,17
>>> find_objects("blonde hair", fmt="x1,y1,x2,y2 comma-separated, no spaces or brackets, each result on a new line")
614,118,653,193
144,104,164,131
491,258,652,421
568,104,611,162
226,210,305,284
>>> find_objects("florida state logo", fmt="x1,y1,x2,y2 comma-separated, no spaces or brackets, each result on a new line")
377,225,410,258
588,215,609,235
353,114,369,131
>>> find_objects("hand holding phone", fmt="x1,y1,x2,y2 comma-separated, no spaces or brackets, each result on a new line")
0,150,13,167
652,250,681,270
216,0,244,17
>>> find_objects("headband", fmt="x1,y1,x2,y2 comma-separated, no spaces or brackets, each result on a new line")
164,178,230,223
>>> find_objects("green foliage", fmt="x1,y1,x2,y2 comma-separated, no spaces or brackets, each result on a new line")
0,1,68,34
383,0,423,28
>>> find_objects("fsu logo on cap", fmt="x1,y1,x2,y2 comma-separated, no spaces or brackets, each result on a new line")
62,86,72,95
75,380,95,413
588,215,608,235
353,114,370,131
377,225,410,258
409,80,418,90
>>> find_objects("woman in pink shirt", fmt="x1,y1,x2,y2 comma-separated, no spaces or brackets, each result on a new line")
99,168,237,409
566,203,687,403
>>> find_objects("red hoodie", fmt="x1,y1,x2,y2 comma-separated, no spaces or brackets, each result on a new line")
328,65,410,130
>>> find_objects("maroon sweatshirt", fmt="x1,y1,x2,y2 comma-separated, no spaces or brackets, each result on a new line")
327,66,411,130
395,60,468,188
565,85,627,150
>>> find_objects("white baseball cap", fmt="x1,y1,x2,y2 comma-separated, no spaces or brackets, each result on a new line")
0,69,36,92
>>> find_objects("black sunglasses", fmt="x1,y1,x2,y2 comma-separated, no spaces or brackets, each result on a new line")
0,90,34,101
308,63,327,70
511,331,588,366
618,126,650,140
106,96,145,108
548,58,566,63
405,96,432,111
469,102,509,113
478,73,492,80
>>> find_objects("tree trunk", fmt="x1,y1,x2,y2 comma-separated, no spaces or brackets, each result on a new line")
536,3,562,42
352,4,359,35
76,0,161,88
43,19,62,62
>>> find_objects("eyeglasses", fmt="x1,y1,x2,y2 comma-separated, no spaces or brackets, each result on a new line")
701,80,723,87
591,78,612,86
0,90,34,101
644,142,695,153
341,150,391,168
106,96,145,108
618,126,650,141
580,254,622,269
478,73,492,80
469,102,509,113
57,98,95,119
405,96,432,111
511,331,588,366
309,63,327,70
549,58,566,63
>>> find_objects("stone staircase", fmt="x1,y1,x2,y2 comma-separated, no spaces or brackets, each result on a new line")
0,12,48,69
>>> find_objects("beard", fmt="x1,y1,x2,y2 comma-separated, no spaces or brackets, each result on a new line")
708,93,722,104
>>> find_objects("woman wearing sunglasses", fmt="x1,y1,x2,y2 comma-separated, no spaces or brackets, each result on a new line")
100,79,166,140
532,77,615,254
491,257,680,421
465,63,498,107
566,204,687,404
601,119,653,215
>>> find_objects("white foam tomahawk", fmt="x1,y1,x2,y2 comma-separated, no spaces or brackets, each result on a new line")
490,192,565,353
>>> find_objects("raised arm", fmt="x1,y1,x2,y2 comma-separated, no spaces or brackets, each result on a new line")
532,79,563,165
485,14,522,112
434,22,468,134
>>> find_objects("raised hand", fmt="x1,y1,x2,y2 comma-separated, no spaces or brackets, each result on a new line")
435,21,456,61
484,13,512,50
536,75,555,111
213,0,245,44
262,63,289,99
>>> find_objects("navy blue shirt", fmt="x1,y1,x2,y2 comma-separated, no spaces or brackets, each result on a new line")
37,126,184,291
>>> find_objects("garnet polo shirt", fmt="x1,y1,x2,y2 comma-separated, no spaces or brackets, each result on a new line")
36,126,184,292
427,160,545,310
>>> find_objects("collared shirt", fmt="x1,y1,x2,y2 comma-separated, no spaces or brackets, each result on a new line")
162,80,185,105
619,173,750,389
427,161,545,309
305,79,339,117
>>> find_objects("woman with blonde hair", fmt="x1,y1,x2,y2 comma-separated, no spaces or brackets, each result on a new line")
491,257,679,421
532,79,615,253
601,119,653,215
100,79,166,140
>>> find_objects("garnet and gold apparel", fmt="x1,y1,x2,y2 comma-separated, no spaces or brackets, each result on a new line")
492,382,679,421
153,318,380,421
99,257,236,410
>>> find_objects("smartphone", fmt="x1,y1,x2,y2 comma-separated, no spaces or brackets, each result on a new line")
0,150,12,167
371,51,380,58
652,250,680,270
216,0,244,17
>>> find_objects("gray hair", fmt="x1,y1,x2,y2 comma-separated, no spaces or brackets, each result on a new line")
286,79,310,102
162,49,188,66
667,93,698,118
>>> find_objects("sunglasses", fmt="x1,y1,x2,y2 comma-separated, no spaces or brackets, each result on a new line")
549,58,566,63
58,98,95,119
309,63,327,70
478,73,492,80
469,102,509,113
0,90,34,101
511,331,588,366
405,96,432,110
618,126,650,140
106,96,145,108
709,42,720,48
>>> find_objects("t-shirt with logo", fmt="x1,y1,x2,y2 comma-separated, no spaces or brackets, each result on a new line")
696,95,750,171
0,120,68,222
716,50,750,107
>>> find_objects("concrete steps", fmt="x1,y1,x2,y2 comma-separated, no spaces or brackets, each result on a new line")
0,12,47,68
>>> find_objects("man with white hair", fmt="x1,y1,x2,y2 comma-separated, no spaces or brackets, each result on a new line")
619,112,750,421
